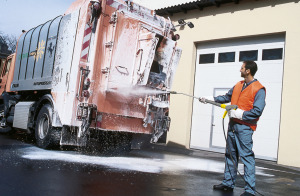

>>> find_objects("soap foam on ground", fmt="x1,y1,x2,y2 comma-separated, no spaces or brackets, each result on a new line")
20,146,273,176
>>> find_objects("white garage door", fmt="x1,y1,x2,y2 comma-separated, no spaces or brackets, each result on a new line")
190,34,285,161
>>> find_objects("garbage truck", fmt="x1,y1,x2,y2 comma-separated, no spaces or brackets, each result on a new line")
0,0,182,151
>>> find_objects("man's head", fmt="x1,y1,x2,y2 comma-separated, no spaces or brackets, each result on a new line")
240,61,257,78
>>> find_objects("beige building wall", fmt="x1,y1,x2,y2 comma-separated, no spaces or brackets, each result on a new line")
166,0,300,168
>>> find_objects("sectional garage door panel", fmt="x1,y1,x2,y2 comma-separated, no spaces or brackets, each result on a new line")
190,34,285,161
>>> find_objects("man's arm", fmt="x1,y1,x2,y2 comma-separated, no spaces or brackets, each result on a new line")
214,87,234,104
243,88,266,121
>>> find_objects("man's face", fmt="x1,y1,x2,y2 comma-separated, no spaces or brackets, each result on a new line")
240,63,249,78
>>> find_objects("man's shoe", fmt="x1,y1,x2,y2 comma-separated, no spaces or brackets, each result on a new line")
213,184,233,192
240,192,255,196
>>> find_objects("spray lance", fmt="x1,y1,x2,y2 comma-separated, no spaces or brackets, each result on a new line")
168,91,238,117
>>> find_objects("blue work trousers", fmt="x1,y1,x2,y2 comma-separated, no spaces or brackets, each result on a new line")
222,121,256,195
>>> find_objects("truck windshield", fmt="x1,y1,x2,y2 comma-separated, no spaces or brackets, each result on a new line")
4,59,12,76
0,59,11,77
0,59,5,75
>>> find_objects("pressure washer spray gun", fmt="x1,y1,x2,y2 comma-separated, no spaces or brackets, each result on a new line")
168,91,238,117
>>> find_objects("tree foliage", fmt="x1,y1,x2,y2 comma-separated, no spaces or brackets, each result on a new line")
0,31,17,54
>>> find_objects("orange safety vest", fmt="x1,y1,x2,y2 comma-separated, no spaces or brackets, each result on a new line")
231,80,265,131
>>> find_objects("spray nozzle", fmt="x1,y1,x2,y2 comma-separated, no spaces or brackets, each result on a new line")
168,91,177,94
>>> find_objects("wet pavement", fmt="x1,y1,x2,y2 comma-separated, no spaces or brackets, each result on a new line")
0,133,300,196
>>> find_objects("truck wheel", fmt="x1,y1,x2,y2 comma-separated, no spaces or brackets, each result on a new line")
0,104,12,134
35,104,60,149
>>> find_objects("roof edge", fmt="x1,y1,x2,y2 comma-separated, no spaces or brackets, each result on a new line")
155,0,240,16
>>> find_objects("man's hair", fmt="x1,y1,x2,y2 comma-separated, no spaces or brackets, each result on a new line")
243,61,257,76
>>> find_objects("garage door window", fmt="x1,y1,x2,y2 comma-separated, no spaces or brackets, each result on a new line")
218,52,235,63
199,53,215,64
262,48,283,60
239,50,258,61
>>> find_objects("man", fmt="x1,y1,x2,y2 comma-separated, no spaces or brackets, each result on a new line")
200,61,266,196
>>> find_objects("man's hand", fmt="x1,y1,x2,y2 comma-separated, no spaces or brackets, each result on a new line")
228,108,244,120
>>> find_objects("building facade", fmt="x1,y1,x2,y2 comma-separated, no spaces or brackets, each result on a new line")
155,0,300,168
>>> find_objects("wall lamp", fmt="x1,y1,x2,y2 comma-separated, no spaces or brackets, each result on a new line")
172,19,194,31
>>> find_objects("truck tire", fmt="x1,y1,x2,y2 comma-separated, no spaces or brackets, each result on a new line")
0,104,12,134
35,104,60,149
